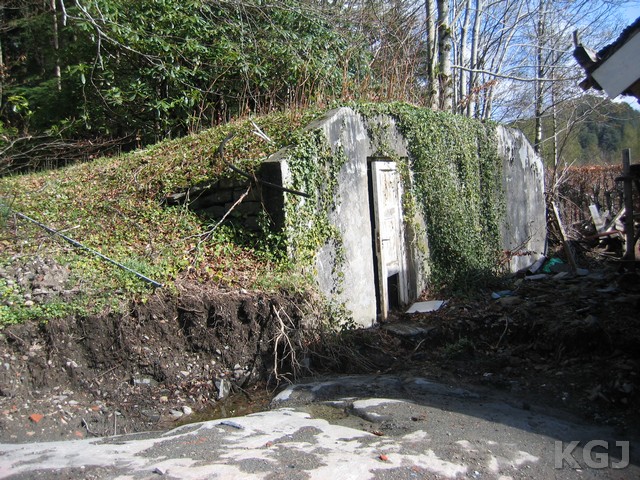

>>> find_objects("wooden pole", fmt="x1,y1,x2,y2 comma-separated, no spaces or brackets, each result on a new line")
551,200,578,274
622,149,636,268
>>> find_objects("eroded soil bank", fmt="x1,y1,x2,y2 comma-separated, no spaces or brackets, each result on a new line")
1,279,312,442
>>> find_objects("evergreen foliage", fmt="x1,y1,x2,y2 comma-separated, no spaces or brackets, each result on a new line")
0,0,368,172
512,96,640,166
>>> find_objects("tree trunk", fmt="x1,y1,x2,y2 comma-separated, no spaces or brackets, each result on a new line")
437,0,452,111
468,0,481,118
425,0,438,108
534,0,546,154
0,7,4,108
51,0,61,91
458,0,471,115
482,1,523,120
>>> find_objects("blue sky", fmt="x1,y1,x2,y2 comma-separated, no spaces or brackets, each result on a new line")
623,3,640,23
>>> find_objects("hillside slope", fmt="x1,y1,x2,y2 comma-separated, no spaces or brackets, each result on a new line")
1,110,323,327
1,110,328,441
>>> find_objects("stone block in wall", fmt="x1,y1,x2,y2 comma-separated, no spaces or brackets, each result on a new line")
233,187,260,202
218,176,251,189
201,205,228,218
244,215,260,231
227,201,261,216
190,189,234,210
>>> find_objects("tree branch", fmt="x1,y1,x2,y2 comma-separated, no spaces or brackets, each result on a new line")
451,64,580,83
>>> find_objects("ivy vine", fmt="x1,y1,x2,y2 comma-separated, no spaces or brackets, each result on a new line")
279,102,505,297
353,102,505,290
283,128,348,278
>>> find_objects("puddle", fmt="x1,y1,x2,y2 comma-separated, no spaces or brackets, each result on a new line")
301,403,376,432
173,386,379,435
176,387,274,426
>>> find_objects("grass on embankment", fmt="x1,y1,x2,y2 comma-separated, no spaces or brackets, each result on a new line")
0,109,322,327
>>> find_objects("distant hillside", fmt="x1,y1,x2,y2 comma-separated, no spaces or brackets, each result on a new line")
512,96,640,166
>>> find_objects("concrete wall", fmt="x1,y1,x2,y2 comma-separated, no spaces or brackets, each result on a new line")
262,108,430,327
260,109,546,327
497,126,547,272
310,110,380,326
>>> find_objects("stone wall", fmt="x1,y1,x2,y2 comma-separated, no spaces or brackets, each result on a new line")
165,177,263,231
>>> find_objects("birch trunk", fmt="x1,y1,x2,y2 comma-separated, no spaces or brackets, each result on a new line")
468,0,481,117
458,0,471,115
437,0,452,111
425,0,438,109
0,7,4,107
51,0,61,91
534,0,547,154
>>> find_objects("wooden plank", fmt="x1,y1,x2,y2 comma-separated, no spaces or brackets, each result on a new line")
622,149,636,267
551,200,578,274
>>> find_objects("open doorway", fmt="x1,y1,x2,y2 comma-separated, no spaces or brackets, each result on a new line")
368,157,408,320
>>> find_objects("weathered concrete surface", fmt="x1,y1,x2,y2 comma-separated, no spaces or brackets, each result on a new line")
264,108,430,327
497,126,546,272
311,108,385,326
263,109,546,327
310,108,430,327
2,375,637,480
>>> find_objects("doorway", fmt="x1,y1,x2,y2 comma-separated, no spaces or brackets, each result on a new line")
368,158,408,320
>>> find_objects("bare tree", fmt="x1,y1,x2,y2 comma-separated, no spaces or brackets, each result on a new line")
437,0,452,110
466,0,482,117
453,0,471,113
533,0,548,153
51,0,61,91
425,0,438,107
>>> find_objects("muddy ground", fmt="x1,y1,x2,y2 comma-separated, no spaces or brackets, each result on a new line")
1,254,639,444
0,272,312,443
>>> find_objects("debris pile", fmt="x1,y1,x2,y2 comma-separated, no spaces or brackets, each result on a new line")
378,254,640,432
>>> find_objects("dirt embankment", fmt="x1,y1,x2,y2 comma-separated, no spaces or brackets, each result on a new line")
0,279,311,442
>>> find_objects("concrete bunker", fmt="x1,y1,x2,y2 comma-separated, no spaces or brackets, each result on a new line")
260,107,546,327
173,107,546,328
258,110,429,327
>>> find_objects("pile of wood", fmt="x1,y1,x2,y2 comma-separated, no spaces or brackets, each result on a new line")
555,150,640,264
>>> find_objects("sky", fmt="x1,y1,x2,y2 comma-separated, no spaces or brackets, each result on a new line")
623,3,640,23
